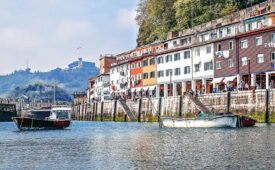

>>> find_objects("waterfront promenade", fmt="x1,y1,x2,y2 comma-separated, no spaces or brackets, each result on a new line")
73,89,275,123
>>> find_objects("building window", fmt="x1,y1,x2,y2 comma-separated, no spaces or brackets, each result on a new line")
217,43,222,51
204,62,213,71
157,56,164,64
174,53,181,61
166,69,173,77
174,68,181,76
166,55,172,63
131,63,135,69
247,23,252,31
216,61,221,69
143,59,148,66
228,59,234,67
195,64,200,72
206,46,212,54
271,33,275,42
137,73,141,80
143,73,148,79
137,62,141,68
150,71,155,78
229,41,233,50
241,57,247,66
241,40,248,48
219,29,223,38
184,66,190,74
227,27,231,35
257,54,264,63
271,52,275,61
150,58,155,65
157,71,164,78
184,51,190,59
131,75,135,81
211,32,217,40
255,37,262,46
195,48,200,56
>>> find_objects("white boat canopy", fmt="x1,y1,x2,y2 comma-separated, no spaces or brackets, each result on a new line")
223,76,237,83
212,77,225,83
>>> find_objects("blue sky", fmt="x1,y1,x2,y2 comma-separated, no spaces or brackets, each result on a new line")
0,0,139,75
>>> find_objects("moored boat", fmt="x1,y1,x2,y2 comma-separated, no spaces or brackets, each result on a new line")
0,104,17,122
12,105,71,130
159,113,256,128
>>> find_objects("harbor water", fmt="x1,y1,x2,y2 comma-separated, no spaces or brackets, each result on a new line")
0,122,274,169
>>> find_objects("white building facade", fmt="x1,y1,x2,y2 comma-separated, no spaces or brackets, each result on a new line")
110,61,131,95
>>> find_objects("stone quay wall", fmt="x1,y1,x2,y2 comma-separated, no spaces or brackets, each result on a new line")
72,89,275,123
0,99,53,111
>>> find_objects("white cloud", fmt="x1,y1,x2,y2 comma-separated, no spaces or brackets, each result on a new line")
0,27,37,51
54,20,94,41
116,8,137,30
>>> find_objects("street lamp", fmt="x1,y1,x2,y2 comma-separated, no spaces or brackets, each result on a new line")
248,58,251,90
169,70,172,96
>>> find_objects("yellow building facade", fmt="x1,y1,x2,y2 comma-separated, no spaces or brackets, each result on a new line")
142,55,157,86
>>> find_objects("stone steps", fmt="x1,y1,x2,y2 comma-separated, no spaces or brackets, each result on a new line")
119,100,137,122
186,95,211,113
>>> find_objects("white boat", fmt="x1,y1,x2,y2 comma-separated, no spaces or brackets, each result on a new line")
160,114,238,128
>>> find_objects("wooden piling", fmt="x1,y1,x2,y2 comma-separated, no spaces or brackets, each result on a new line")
179,96,183,117
265,89,270,123
95,102,98,121
138,98,142,122
100,102,104,121
113,100,117,122
92,103,95,121
226,92,231,113
158,98,162,122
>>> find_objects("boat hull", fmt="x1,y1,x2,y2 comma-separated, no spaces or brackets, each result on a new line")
12,117,71,130
160,115,238,128
240,116,256,127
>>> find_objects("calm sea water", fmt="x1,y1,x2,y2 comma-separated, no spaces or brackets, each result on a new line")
0,121,274,170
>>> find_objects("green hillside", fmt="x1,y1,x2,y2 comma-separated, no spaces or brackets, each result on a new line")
0,59,99,97
136,0,267,46
8,82,72,102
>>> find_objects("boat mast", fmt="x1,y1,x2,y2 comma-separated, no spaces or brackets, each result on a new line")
53,79,56,105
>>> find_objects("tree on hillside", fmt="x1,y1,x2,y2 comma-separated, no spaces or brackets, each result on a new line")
135,0,266,46
136,0,177,46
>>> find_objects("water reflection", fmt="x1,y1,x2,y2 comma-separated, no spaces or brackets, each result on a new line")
0,122,274,169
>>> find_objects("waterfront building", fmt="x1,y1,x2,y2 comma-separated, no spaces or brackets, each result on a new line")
94,74,110,101
156,28,215,97
90,0,275,100
110,50,132,98
87,76,96,103
99,54,116,74
213,1,275,91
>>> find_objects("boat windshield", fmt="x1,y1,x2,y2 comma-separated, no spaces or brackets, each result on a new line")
52,111,71,119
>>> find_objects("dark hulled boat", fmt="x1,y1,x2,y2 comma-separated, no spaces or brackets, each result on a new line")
12,105,71,130
0,104,17,122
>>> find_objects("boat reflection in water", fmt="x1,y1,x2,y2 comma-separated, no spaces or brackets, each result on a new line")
12,105,71,130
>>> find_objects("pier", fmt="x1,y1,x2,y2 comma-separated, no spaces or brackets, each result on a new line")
73,89,275,123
